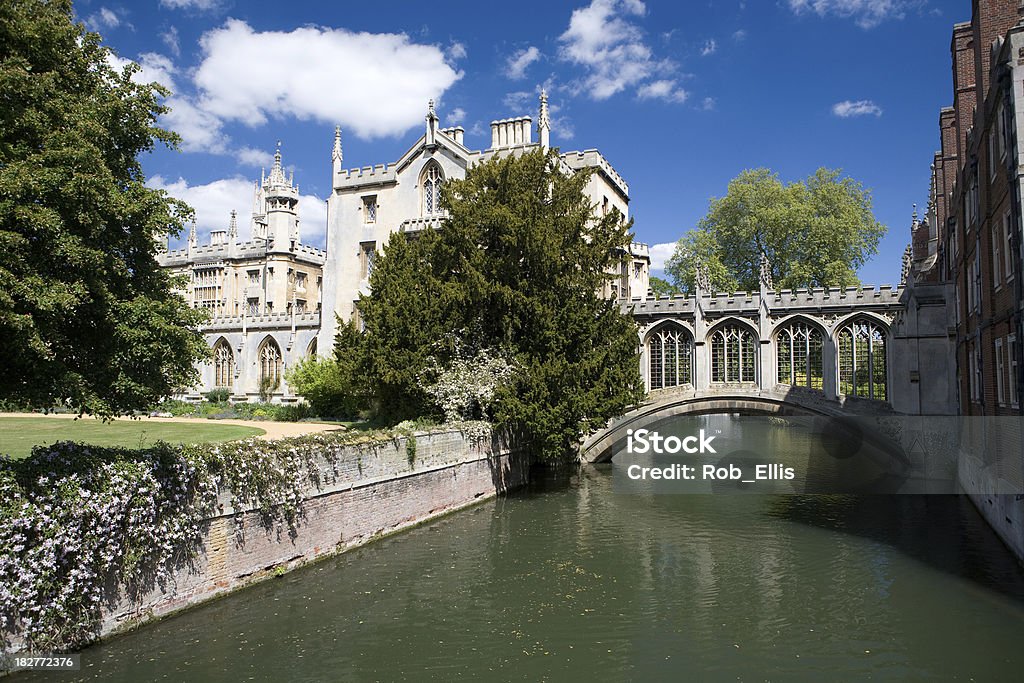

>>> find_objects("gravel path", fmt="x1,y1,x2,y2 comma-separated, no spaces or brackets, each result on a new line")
0,412,346,441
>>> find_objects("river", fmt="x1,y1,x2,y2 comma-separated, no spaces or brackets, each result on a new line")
14,415,1024,681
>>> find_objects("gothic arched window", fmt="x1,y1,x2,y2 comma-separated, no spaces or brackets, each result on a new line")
422,163,443,216
710,323,757,383
258,338,283,392
647,323,693,390
213,339,233,389
838,319,887,401
776,321,824,390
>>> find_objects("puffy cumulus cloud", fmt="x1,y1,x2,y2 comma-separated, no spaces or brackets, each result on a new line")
506,46,541,79
648,242,677,271
557,0,685,103
787,0,917,29
149,175,328,248
637,79,688,103
700,39,717,56
192,20,462,139
832,99,883,117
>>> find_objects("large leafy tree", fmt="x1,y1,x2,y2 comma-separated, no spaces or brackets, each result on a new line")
358,149,644,462
666,168,885,293
0,0,207,415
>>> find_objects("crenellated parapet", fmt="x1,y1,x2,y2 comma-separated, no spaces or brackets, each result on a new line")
202,311,321,331
336,163,398,187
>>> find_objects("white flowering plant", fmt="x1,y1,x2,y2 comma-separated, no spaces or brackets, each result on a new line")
0,426,438,654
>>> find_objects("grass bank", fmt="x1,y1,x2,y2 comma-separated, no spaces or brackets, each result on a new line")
0,416,265,459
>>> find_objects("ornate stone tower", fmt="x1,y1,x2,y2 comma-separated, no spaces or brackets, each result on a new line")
259,142,300,251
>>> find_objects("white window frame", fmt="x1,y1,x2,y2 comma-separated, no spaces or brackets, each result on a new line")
1010,334,1020,408
993,220,1003,289
1005,211,1015,283
996,337,1006,406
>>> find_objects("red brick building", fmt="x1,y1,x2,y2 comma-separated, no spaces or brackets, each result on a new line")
920,1,1024,417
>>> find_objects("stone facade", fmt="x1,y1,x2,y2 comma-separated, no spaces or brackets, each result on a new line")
317,93,650,348
629,276,957,417
157,146,326,402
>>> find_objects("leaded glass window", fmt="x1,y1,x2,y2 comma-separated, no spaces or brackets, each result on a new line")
213,340,233,389
647,324,692,390
838,319,887,401
258,338,283,390
776,321,824,390
422,164,442,216
711,324,757,383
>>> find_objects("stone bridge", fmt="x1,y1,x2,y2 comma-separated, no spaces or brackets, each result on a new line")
581,279,957,463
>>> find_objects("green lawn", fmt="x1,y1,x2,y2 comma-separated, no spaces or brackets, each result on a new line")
0,417,265,459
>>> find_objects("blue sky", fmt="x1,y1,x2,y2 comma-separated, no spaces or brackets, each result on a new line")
79,0,965,286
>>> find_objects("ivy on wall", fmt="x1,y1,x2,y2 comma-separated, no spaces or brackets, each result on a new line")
0,423,491,654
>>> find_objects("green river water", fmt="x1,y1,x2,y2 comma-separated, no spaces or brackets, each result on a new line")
14,415,1024,681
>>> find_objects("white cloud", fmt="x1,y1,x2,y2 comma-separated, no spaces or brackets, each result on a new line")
506,46,541,79
161,26,181,57
105,51,177,90
649,242,677,271
503,90,533,110
149,175,328,248
85,7,123,32
192,20,462,139
732,29,748,41
159,0,221,10
787,0,916,29
558,0,683,103
163,96,229,153
447,41,467,60
235,146,275,168
447,107,467,124
700,96,716,110
832,99,883,117
700,39,717,56
637,79,688,103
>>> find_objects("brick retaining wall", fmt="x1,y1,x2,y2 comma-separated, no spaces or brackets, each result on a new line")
90,430,529,641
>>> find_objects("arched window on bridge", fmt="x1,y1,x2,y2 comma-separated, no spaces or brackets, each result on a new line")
838,319,887,401
647,323,692,390
213,339,233,389
776,321,823,390
710,324,757,383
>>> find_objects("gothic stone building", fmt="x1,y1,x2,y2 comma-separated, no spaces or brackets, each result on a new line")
157,146,325,402
317,93,651,347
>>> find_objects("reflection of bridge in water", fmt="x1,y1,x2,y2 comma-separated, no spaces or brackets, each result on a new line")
582,279,957,463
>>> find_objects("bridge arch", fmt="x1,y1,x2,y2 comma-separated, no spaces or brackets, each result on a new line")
580,389,851,463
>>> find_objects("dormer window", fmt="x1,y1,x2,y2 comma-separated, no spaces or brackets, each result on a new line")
422,163,443,216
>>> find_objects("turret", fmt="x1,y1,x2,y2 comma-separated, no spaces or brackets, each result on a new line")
262,142,300,251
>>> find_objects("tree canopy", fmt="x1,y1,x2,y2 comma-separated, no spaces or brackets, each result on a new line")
0,0,207,415
357,149,644,462
666,168,885,293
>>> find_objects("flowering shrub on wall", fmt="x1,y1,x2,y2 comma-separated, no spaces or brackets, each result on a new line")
0,426,471,654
